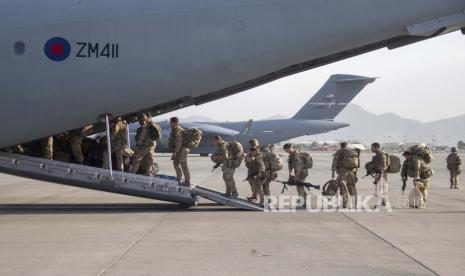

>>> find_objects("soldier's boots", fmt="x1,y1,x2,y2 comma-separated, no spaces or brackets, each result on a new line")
231,191,239,198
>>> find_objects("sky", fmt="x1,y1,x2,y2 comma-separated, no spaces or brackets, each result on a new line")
160,31,465,123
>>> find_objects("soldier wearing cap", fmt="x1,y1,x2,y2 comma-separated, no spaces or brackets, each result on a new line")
169,117,191,185
284,143,308,203
447,147,462,189
130,113,158,175
401,150,432,204
245,146,266,204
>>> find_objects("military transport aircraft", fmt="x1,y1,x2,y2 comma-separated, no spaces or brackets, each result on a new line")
1,0,465,148
1,1,465,209
128,74,375,155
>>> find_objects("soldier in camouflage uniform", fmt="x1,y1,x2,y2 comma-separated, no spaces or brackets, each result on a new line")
102,117,128,171
69,125,93,164
371,142,388,205
447,147,461,189
40,136,54,160
332,142,357,208
284,143,308,201
130,114,157,176
245,147,266,204
402,150,432,204
211,136,239,197
169,117,190,185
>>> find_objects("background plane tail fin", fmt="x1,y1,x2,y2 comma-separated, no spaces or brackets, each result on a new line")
292,74,375,120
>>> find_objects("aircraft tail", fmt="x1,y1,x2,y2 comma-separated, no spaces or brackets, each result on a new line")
292,74,375,120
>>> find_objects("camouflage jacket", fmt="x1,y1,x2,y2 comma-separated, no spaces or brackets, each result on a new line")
446,153,462,170
111,121,127,147
289,150,307,178
168,126,185,153
372,151,388,173
135,123,155,148
245,153,265,178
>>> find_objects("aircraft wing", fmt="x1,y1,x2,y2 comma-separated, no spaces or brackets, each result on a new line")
185,123,239,137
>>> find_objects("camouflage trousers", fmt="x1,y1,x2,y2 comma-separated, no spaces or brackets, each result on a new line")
102,143,126,172
296,171,308,199
173,147,190,182
417,178,431,202
222,167,237,195
130,144,156,176
40,137,54,160
69,135,84,164
338,169,357,208
248,178,265,203
449,170,460,188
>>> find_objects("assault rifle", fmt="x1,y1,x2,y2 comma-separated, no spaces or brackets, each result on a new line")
211,162,222,172
275,180,320,194
401,176,407,196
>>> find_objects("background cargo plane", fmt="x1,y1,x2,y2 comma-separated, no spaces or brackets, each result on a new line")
1,1,465,148
127,74,375,155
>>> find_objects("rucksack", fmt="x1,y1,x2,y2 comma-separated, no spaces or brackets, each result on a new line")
365,161,374,176
300,152,313,169
183,128,202,150
420,166,434,179
409,145,434,164
263,151,284,172
228,141,244,168
341,149,359,169
386,154,401,174
148,122,162,142
322,180,339,197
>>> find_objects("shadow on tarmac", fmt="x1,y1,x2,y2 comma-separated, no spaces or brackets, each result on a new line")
0,203,248,214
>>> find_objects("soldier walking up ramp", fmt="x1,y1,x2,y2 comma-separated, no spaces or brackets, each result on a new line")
0,153,263,211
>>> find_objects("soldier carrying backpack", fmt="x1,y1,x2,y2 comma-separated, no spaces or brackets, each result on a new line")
211,136,241,197
370,142,390,207
332,142,358,209
262,144,284,196
283,143,313,206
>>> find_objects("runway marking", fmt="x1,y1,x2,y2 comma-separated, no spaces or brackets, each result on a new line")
342,213,440,276
97,212,171,276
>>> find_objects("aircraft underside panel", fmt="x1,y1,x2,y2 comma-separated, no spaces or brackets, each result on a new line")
0,153,263,211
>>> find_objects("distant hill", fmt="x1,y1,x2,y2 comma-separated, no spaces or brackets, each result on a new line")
303,104,465,146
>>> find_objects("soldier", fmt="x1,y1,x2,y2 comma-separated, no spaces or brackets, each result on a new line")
40,137,54,160
284,143,308,204
69,125,93,164
245,146,266,204
371,142,388,205
447,147,461,189
102,117,128,171
169,117,191,185
401,150,432,205
130,113,159,176
332,142,358,209
211,136,239,197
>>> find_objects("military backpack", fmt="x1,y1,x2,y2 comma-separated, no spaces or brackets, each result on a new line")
300,152,313,169
148,122,162,142
365,161,374,177
386,154,401,174
182,128,202,150
263,151,284,172
409,145,434,164
341,148,359,169
228,141,244,168
322,180,339,197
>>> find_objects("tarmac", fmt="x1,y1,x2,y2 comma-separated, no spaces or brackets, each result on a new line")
0,152,464,276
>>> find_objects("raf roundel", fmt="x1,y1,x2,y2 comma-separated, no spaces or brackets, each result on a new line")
44,37,71,62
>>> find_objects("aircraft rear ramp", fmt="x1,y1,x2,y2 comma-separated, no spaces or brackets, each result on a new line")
0,153,263,211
